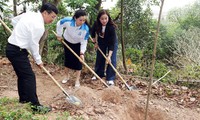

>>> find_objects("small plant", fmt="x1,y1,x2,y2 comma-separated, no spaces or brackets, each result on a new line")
55,112,70,120
0,97,85,120
164,88,174,96
0,97,51,120
0,97,34,120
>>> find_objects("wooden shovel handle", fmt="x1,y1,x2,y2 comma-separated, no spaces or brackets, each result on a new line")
89,36,132,90
0,19,12,33
52,31,109,88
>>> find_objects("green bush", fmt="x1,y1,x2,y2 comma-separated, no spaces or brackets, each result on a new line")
154,62,168,78
153,61,176,83
176,65,200,80
0,27,10,55
46,39,64,65
125,48,143,64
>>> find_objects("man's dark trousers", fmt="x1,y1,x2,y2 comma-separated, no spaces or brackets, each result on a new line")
6,43,40,105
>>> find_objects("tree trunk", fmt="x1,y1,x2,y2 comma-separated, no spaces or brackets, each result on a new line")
13,0,17,16
120,0,127,73
22,2,27,13
144,0,165,120
88,0,102,25
42,0,60,6
39,29,49,56
42,0,48,5
53,0,61,6
95,0,102,11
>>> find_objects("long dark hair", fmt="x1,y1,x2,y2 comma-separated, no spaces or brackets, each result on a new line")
95,9,117,34
73,9,89,27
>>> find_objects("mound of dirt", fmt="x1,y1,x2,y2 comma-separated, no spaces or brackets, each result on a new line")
100,86,124,104
0,57,199,120
49,86,165,120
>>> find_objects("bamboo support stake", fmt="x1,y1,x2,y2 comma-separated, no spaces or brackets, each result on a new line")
152,70,171,85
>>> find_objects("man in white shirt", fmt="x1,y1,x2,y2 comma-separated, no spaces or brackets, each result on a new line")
6,2,58,113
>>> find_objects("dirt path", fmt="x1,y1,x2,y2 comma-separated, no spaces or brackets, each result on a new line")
0,57,199,120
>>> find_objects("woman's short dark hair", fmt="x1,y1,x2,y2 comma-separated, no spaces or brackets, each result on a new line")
73,9,89,27
73,9,87,19
40,3,58,14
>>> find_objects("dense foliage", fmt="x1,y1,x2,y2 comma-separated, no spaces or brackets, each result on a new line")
1,0,200,82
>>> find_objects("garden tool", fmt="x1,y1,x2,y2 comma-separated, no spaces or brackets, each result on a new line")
0,19,12,33
89,36,135,90
41,66,82,106
0,19,82,106
52,30,109,88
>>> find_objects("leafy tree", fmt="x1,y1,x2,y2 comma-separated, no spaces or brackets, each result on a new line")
0,0,9,13
63,0,98,25
116,0,159,49
115,0,159,72
163,0,200,66
0,0,12,55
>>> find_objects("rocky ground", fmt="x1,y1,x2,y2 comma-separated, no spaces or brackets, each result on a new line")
0,56,199,120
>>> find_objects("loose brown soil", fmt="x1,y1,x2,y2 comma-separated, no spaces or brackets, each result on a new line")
0,57,199,120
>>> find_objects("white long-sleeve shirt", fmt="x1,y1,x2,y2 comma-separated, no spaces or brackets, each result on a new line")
56,17,89,54
8,11,45,64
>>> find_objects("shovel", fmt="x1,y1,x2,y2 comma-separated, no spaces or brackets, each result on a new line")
90,36,136,90
52,31,109,88
41,66,82,106
0,18,82,106
0,19,12,33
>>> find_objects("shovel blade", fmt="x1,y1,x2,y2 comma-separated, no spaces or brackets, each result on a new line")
66,95,82,106
128,85,138,91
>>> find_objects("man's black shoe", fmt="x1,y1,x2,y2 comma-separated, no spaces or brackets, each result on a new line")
19,101,28,104
31,105,52,114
